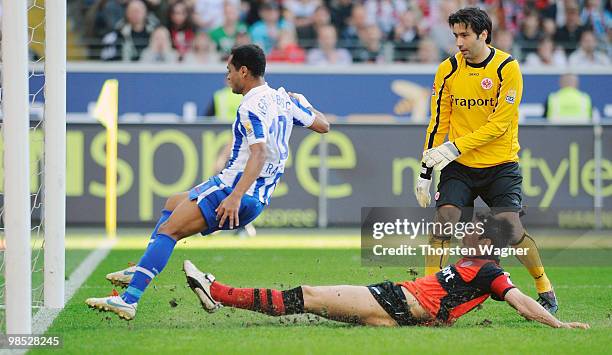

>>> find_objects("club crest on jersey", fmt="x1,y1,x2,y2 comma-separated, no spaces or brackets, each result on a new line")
243,121,254,134
481,78,493,90
460,260,473,267
505,89,517,104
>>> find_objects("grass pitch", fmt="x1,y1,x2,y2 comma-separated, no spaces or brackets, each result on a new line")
31,230,612,355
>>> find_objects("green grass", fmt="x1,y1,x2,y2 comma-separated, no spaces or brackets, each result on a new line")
0,248,92,333
31,232,612,355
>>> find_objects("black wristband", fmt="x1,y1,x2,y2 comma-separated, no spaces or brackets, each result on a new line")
420,162,432,180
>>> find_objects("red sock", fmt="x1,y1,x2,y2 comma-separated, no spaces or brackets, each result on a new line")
210,281,289,316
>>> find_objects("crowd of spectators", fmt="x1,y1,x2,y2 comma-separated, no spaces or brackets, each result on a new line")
71,0,611,66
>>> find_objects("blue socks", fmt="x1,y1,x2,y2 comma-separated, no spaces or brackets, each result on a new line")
121,210,175,304
149,209,171,243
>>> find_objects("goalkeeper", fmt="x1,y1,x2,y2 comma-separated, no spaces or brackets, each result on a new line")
414,7,558,312
183,214,587,329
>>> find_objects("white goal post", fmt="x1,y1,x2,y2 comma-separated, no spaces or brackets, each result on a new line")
1,0,66,333
44,0,67,311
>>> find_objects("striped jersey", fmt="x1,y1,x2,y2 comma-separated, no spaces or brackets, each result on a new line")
400,257,515,325
218,83,315,204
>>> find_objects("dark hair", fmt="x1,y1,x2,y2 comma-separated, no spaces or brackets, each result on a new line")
167,0,195,31
475,212,514,250
230,44,266,77
448,7,493,44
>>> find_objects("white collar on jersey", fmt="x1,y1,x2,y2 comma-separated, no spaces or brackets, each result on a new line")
242,83,269,102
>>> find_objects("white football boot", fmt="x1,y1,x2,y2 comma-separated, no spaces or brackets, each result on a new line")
106,263,136,288
85,290,137,320
183,260,222,313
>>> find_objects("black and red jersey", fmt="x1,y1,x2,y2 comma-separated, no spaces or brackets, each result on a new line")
401,257,515,325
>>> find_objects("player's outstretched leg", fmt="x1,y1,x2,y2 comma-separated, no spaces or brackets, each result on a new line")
183,260,399,326
183,260,222,313
105,192,188,288
86,196,206,320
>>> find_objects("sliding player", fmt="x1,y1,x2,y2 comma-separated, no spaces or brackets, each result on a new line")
86,44,330,320
184,215,588,329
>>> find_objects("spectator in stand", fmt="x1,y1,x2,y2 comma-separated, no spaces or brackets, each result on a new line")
329,0,353,35
100,0,159,61
167,1,196,61
568,30,611,66
415,37,440,64
494,29,521,58
516,11,541,57
581,0,607,41
307,24,352,64
85,0,127,55
209,1,248,59
555,3,589,55
182,31,222,63
428,0,459,57
285,0,320,28
363,0,407,36
296,5,331,50
352,24,386,63
193,0,232,31
389,9,421,62
234,28,253,46
249,2,290,53
524,37,568,67
142,0,163,21
140,26,180,63
541,0,568,26
542,17,558,38
340,4,370,48
243,0,266,26
268,28,306,63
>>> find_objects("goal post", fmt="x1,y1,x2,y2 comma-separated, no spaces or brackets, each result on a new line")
1,0,66,333
44,0,67,310
3,0,33,334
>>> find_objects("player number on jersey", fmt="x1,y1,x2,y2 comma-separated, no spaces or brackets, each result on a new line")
269,115,289,160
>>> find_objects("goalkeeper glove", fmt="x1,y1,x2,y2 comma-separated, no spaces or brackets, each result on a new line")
423,141,461,171
415,163,432,208
415,177,432,208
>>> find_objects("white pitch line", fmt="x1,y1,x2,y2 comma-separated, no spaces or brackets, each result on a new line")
33,238,116,332
2,238,116,355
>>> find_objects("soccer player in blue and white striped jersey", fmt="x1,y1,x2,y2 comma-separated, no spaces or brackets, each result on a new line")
86,44,330,320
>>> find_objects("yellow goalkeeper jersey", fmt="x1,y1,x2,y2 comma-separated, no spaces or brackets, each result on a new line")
423,47,523,168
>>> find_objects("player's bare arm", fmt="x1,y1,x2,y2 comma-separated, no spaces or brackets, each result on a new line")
287,91,330,134
216,142,266,229
504,288,589,329
306,107,330,134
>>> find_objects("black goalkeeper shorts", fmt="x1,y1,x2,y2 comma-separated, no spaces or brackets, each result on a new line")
367,281,419,326
435,161,523,214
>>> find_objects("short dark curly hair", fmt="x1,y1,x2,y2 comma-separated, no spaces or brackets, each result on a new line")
475,212,514,250
230,44,266,77
448,7,493,44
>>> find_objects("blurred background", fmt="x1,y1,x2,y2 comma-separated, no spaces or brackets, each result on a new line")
36,0,612,66
10,0,612,228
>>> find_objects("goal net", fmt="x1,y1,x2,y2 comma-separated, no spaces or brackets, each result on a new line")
0,0,65,334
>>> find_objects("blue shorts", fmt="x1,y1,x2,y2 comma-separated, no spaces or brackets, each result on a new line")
188,176,264,236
